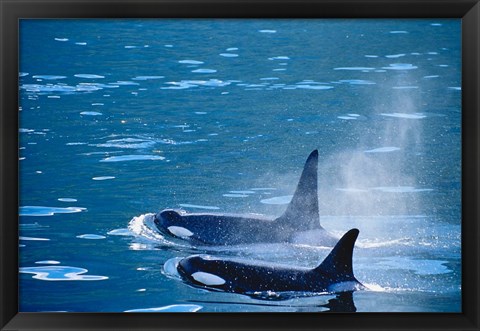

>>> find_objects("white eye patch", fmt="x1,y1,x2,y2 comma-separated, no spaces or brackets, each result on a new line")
191,272,226,286
167,226,193,238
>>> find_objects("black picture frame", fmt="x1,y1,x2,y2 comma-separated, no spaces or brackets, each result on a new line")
1,0,479,330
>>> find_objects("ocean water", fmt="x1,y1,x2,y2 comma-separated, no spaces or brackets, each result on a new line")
19,19,461,312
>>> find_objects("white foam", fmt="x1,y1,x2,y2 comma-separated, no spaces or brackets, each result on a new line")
260,195,292,205
167,226,193,238
328,281,361,293
338,116,357,120
107,228,133,236
191,272,226,286
259,30,277,33
389,31,408,34
54,38,69,41
219,53,238,57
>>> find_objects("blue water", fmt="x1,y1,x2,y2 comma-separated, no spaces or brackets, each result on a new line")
19,19,461,312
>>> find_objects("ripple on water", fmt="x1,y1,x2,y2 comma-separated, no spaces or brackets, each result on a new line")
125,304,202,313
58,198,78,202
223,194,249,198
80,111,103,116
76,234,107,240
19,236,50,241
99,155,165,162
385,54,406,58
32,75,67,80
339,79,376,85
381,63,417,70
259,30,277,33
364,147,401,153
20,266,108,281
20,206,86,216
92,176,115,180
95,138,156,149
178,204,220,210
132,76,165,80
191,69,217,74
260,195,293,205
178,60,204,65
219,53,239,57
375,257,451,275
35,260,61,265
380,113,426,119
334,67,375,71
74,74,105,79
372,186,434,193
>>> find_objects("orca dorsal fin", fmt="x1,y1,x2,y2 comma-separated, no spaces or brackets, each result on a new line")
276,150,321,231
315,229,359,280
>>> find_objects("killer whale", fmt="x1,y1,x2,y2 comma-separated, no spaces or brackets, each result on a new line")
154,150,339,246
173,229,363,296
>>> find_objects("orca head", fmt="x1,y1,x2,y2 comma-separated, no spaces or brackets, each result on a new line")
154,209,195,239
155,209,182,226
177,255,227,288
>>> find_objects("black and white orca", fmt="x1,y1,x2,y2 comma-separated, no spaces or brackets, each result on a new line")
173,229,363,296
154,150,339,246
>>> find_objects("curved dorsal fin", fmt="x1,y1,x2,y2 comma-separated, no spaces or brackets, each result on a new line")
276,150,321,230
315,229,359,280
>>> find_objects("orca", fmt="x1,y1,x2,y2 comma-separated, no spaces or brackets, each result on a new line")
173,229,363,296
154,150,339,246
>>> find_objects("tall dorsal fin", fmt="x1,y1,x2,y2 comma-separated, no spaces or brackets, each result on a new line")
276,150,320,230
315,229,359,280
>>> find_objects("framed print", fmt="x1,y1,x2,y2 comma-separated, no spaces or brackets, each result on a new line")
1,0,479,330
